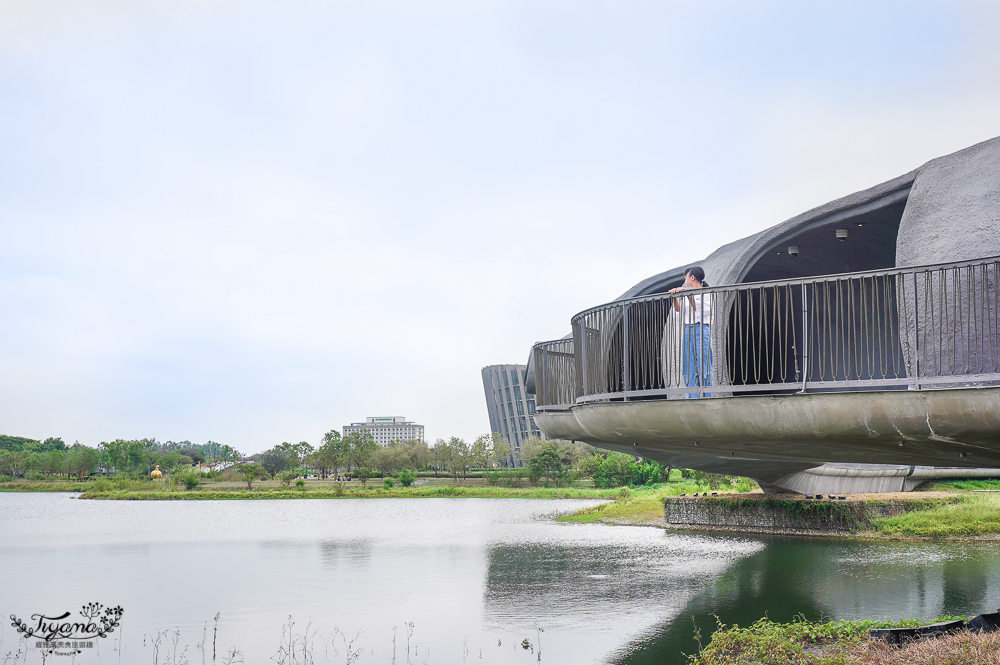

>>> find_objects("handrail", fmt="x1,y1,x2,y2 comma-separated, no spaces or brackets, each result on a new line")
532,338,577,409
533,255,1000,407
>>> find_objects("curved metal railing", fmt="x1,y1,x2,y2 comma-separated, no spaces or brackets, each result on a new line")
532,338,578,409
534,255,1000,407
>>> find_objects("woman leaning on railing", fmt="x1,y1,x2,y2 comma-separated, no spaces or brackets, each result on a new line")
668,266,713,398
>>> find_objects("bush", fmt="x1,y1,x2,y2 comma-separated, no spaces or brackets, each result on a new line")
399,469,417,487
486,471,499,486
499,468,525,488
594,452,635,488
383,478,394,489
183,474,200,491
295,478,306,491
278,470,298,489
333,482,346,497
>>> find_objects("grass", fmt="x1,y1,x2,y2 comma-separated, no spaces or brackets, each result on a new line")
870,490,1000,537
691,616,1000,665
557,478,759,524
0,479,98,492
77,484,653,500
557,477,1000,539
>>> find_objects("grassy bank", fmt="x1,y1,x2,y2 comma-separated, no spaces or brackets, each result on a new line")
77,484,647,500
558,479,1000,538
870,482,1000,537
691,616,1000,665
0,480,94,492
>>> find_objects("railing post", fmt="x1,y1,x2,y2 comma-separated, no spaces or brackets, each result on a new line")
580,323,589,398
800,281,809,393
622,303,630,400
912,271,921,391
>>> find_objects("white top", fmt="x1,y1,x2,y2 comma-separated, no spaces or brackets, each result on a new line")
676,288,713,326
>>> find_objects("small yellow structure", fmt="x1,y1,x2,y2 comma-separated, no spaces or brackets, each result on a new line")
150,465,162,479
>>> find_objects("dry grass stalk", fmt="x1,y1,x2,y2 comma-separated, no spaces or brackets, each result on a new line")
846,629,1000,664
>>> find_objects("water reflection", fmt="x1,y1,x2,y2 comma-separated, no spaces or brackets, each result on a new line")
610,536,1000,665
483,537,761,631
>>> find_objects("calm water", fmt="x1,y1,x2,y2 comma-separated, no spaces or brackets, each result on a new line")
1,493,999,664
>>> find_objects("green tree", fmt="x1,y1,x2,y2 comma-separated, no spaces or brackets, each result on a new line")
65,444,99,479
398,468,417,487
309,430,346,479
0,435,40,452
401,440,430,471
355,466,373,489
236,462,269,490
344,431,377,472
100,439,157,475
179,447,205,465
443,437,471,479
470,434,492,470
41,450,65,476
576,453,605,480
41,437,66,452
275,441,314,468
277,469,298,488
0,449,16,477
372,444,407,477
594,452,637,488
490,433,511,467
528,448,566,486
256,447,292,476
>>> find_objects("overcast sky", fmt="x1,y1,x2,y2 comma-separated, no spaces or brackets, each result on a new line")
1,0,998,452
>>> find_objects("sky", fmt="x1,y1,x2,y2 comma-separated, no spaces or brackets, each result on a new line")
1,0,998,453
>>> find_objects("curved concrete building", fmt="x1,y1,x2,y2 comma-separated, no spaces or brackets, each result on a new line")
527,137,1000,493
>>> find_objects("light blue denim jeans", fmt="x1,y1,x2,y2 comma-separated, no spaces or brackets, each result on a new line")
683,323,713,398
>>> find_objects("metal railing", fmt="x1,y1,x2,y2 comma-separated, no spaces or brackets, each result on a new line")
532,338,577,409
533,256,1000,408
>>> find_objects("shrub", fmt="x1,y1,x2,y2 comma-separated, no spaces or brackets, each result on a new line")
295,478,306,491
399,469,417,487
383,478,394,489
500,468,525,488
594,452,635,488
485,471,500,486
616,486,633,503
278,470,298,489
183,474,200,491
333,482,346,497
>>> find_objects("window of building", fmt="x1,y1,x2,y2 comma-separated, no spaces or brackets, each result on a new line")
502,371,509,387
528,399,535,414
505,387,511,402
511,370,519,385
516,401,524,416
519,417,527,433
514,386,521,400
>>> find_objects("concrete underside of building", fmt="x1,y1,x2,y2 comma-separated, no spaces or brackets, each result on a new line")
535,386,1000,493
528,136,1000,494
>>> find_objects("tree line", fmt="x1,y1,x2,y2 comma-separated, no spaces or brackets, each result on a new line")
1,430,681,490
0,435,240,480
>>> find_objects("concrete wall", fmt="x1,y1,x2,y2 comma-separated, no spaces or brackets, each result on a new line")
663,496,931,534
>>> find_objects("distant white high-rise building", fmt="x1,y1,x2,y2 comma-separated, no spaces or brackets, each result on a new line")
481,364,542,466
343,416,425,447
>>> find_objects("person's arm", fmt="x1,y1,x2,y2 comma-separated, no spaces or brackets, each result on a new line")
668,286,685,312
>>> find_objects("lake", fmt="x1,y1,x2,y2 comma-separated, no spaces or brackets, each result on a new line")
1,493,999,664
